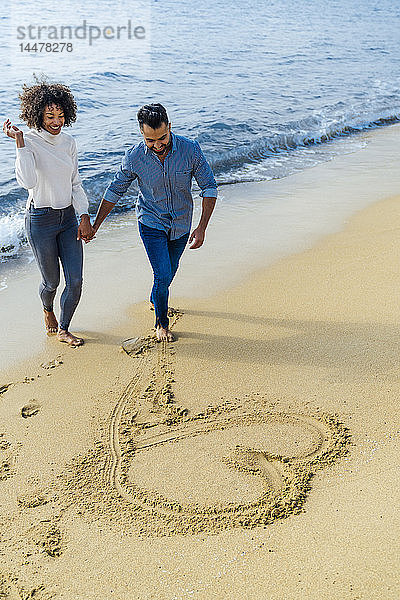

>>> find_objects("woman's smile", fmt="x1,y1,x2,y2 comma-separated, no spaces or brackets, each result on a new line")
42,103,65,135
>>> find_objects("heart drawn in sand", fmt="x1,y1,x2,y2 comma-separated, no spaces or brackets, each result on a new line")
63,312,351,536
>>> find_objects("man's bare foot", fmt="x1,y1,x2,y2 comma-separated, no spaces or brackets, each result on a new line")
57,329,84,347
155,326,175,343
43,309,58,336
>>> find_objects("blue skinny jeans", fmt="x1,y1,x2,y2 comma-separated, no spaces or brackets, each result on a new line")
139,222,189,329
25,204,83,331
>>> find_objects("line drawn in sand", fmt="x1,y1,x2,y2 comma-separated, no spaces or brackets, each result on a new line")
64,309,351,536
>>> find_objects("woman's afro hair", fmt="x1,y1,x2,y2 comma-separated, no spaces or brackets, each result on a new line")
19,77,77,130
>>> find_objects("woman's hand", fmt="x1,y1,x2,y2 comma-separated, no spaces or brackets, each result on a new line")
3,119,25,147
77,214,96,244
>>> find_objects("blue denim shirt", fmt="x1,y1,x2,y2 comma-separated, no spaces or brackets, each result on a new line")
103,132,218,239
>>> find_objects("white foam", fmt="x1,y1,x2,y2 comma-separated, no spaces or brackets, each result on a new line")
0,211,26,261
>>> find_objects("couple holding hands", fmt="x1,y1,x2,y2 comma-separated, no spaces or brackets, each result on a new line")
4,81,217,346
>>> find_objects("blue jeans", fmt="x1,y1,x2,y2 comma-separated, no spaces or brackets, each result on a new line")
25,204,83,331
139,222,189,329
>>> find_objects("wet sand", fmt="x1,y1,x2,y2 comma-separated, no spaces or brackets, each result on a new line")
1,134,400,598
2,124,400,371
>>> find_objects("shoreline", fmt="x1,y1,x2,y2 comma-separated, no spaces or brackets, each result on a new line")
2,123,400,372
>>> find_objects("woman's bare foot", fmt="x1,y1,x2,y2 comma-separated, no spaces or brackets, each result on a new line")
43,309,58,336
57,329,84,347
155,326,175,343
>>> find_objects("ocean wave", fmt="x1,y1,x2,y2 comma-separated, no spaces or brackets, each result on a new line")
207,111,400,175
0,211,27,262
1,106,399,263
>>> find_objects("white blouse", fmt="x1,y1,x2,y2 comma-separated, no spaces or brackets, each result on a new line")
15,128,89,217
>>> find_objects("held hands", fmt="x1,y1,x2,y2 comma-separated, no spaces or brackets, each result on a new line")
3,119,24,147
77,215,96,244
189,226,206,249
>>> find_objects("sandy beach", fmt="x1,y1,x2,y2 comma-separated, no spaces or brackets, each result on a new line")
1,129,400,599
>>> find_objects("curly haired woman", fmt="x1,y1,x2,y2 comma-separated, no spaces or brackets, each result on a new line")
3,80,94,347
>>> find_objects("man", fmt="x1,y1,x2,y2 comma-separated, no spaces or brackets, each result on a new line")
92,103,217,341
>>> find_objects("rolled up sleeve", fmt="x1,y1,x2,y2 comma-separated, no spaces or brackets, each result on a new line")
71,139,89,217
103,149,137,204
192,141,217,198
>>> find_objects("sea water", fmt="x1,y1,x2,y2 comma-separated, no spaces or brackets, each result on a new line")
0,0,399,272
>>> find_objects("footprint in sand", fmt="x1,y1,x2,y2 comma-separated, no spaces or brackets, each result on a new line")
0,383,12,396
21,403,40,419
0,574,50,600
0,434,11,451
40,357,63,370
30,521,63,558
0,435,15,482
121,336,152,356
0,460,12,481
17,490,49,509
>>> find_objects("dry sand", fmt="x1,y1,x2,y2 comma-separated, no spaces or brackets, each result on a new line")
1,192,400,599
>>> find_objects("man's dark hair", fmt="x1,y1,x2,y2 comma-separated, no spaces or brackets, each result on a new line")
137,103,169,130
19,77,77,130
